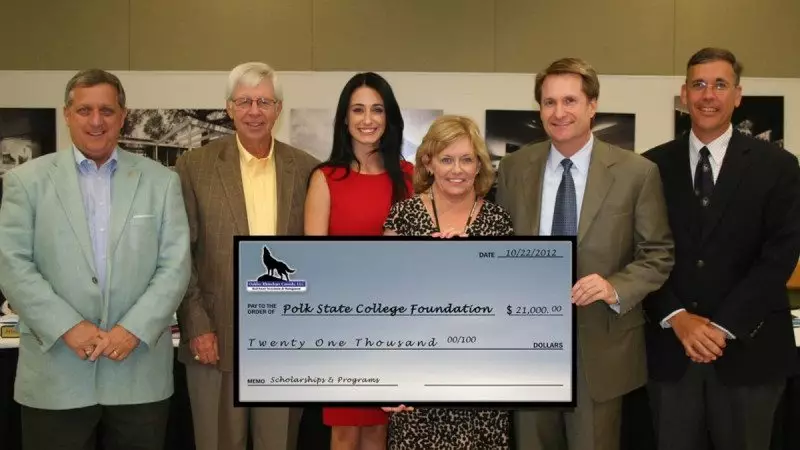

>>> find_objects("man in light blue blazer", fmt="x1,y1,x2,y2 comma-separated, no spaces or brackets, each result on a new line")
0,69,191,450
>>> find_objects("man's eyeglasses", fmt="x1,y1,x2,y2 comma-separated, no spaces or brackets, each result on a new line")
689,80,734,93
231,97,279,111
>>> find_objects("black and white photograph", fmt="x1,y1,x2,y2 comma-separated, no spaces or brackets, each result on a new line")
0,294,16,328
0,108,57,176
120,109,234,167
290,108,443,162
674,96,784,148
483,109,636,201
0,108,55,327
485,110,636,164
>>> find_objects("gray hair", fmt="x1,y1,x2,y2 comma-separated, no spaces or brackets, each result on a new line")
687,47,743,85
225,62,283,102
64,69,126,108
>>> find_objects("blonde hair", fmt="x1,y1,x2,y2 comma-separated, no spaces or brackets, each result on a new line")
413,115,495,197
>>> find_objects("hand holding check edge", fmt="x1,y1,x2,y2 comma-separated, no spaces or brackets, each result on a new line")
381,405,415,413
430,229,468,239
571,273,617,306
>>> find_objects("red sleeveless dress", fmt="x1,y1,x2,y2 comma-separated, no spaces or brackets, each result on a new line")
320,161,413,426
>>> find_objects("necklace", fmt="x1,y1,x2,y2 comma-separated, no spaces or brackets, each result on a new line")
429,189,478,233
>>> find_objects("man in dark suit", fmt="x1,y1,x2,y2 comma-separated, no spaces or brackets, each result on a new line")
643,47,800,450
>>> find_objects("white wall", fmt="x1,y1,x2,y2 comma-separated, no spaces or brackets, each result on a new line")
1,70,798,155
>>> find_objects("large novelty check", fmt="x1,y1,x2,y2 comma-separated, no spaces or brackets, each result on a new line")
234,236,575,407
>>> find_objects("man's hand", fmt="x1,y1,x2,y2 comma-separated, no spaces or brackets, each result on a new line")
63,320,104,361
190,332,219,365
669,311,726,363
102,325,141,362
572,274,617,306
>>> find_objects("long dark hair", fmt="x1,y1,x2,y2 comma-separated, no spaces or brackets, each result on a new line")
317,72,408,202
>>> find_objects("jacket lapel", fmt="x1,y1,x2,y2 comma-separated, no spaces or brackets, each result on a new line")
578,140,614,245
511,141,550,236
216,137,250,236
273,141,296,235
701,132,749,242
668,136,703,245
108,150,141,256
50,149,95,273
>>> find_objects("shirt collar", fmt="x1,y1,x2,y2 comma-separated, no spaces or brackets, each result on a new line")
73,145,119,172
547,134,594,175
689,124,732,164
237,134,275,165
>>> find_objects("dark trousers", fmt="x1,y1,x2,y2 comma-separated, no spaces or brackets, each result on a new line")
21,399,170,450
649,363,785,450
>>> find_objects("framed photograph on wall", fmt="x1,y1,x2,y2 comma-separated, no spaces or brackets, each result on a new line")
483,110,636,200
0,108,56,332
0,108,57,176
674,96,784,148
290,108,443,163
485,110,636,166
120,109,234,168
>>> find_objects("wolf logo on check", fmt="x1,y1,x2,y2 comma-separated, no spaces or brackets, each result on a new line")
259,246,295,281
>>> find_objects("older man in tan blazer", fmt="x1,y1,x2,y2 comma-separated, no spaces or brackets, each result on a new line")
175,62,319,450
496,58,674,450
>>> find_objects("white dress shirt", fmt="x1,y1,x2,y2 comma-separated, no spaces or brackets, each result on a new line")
689,124,731,184
539,135,593,236
660,124,736,338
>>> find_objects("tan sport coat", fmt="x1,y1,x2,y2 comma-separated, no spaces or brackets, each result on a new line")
496,138,674,401
174,134,319,371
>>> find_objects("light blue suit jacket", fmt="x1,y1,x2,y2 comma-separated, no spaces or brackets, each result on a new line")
0,148,191,409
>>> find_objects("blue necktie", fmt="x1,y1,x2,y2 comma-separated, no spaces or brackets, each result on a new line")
552,159,577,236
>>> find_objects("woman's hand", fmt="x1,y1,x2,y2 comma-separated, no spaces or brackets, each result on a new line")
381,404,415,413
431,228,468,239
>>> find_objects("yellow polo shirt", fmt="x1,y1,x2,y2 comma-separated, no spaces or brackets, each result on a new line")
237,134,277,235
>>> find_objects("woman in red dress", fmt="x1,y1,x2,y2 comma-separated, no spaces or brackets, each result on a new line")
305,72,413,450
